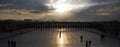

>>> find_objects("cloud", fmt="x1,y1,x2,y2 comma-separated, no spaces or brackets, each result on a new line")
96,9,111,16
96,6,120,16
0,0,12,4
0,0,120,21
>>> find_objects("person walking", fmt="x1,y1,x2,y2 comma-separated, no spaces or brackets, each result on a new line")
80,35,83,42
86,41,88,47
8,40,11,47
119,40,120,47
11,41,14,47
59,32,61,38
100,34,105,41
13,41,16,47
88,40,92,47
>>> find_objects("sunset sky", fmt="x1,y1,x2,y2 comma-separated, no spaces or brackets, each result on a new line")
0,0,120,22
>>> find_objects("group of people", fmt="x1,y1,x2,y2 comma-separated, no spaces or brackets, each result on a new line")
80,34,106,47
86,40,92,47
100,34,105,41
80,35,92,47
8,40,16,47
6,32,106,47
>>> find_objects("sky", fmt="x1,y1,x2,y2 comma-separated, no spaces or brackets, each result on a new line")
0,0,120,22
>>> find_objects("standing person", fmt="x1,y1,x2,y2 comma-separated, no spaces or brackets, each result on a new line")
11,41,14,47
59,32,61,38
8,40,10,47
13,41,16,47
119,40,120,47
88,40,92,47
100,34,105,41
86,41,88,47
80,35,83,42
100,35,102,40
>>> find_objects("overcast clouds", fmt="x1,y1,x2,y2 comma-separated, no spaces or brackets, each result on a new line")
0,0,120,22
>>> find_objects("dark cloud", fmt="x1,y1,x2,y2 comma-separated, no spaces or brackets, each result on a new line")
0,0,12,4
12,0,48,10
0,0,48,10
0,0,119,10
91,0,120,3
0,0,120,21
72,2,120,21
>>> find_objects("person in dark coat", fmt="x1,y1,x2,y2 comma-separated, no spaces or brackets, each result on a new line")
13,41,16,47
11,41,14,47
59,32,61,38
119,40,120,47
8,40,10,47
86,41,88,47
88,40,92,47
100,34,105,41
80,35,83,42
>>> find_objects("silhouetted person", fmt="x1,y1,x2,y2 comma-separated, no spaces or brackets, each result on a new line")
80,35,83,42
8,40,10,47
119,40,120,47
100,34,105,41
11,41,14,47
59,32,61,38
88,41,92,47
86,41,88,47
103,31,107,34
13,41,16,47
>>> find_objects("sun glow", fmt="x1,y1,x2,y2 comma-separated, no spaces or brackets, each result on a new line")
54,3,72,12
59,33,64,44
46,0,93,13
46,0,95,20
47,0,72,13
44,0,97,21
56,28,68,44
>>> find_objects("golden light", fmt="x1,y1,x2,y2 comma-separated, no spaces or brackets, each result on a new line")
46,0,95,13
56,28,69,45
58,29,65,44
53,3,72,12
59,33,64,44
57,28,65,31
46,0,72,13
57,32,69,45
45,0,94,20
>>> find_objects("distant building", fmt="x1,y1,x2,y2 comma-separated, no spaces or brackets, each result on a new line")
24,19,32,21
30,10,42,13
